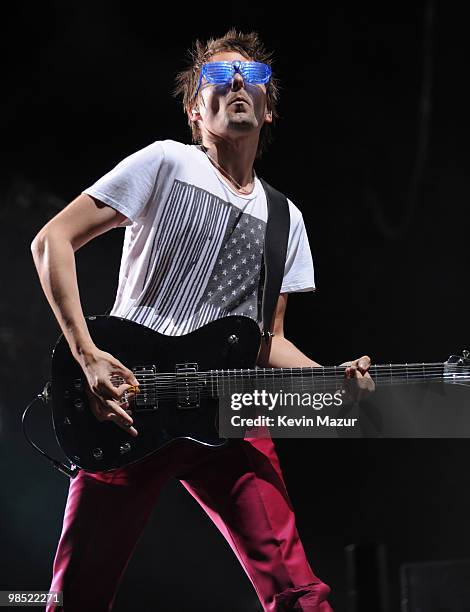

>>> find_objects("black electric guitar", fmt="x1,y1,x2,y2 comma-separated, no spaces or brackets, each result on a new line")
50,315,470,472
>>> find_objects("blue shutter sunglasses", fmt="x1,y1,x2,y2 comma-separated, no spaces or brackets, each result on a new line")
194,60,272,98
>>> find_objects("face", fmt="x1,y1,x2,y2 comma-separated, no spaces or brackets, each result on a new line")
190,51,273,141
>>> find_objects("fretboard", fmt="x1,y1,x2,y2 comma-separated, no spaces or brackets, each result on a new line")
115,361,470,401
203,362,469,394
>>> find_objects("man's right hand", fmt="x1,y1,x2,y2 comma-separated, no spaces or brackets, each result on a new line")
76,346,140,437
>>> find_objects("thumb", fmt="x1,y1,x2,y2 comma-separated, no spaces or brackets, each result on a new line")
114,382,138,398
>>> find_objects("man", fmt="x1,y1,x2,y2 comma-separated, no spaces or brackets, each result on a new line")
31,29,372,612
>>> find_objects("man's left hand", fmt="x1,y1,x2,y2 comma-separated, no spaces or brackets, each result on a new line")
339,355,375,402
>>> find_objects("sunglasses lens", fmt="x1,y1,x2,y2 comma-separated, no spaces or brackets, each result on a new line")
241,64,265,81
201,62,272,87
204,63,233,82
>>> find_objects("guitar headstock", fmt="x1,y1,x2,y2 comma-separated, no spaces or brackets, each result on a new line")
446,349,470,366
445,350,470,387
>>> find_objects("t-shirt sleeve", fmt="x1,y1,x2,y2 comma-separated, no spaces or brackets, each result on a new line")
82,141,165,227
280,199,316,293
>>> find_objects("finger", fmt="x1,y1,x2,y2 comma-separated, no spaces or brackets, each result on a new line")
356,376,370,390
114,382,139,399
112,360,140,388
84,384,106,420
105,412,139,437
84,381,133,421
100,381,134,402
357,355,371,374
351,373,375,399
344,365,357,379
103,397,138,435
88,394,106,421
359,372,376,392
123,369,140,388
103,399,135,424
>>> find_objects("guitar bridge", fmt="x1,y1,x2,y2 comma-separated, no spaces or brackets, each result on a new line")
176,363,200,410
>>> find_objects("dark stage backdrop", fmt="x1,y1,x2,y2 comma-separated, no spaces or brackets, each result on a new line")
2,3,470,610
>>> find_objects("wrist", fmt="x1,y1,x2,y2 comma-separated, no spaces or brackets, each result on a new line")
70,337,97,362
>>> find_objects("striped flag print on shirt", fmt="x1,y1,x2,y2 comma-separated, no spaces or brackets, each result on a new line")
124,180,266,335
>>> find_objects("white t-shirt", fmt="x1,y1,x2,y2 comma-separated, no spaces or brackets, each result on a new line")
83,139,315,335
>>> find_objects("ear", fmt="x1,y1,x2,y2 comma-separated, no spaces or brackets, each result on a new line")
264,108,273,124
188,105,201,123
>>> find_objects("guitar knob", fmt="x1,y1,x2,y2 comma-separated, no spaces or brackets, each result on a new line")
92,448,103,460
73,379,83,390
74,399,85,411
120,442,131,454
228,334,239,345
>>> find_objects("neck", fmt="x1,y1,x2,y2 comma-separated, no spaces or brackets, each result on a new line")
200,136,257,190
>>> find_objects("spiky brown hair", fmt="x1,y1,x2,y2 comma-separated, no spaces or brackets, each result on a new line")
173,28,280,158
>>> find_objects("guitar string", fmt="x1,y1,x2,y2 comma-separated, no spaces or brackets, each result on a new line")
101,370,470,402
104,364,468,387
120,373,468,386
105,368,469,390
115,378,470,402
131,376,470,397
106,376,470,398
106,368,469,391
106,363,468,381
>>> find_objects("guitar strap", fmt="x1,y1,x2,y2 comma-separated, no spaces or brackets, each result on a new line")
258,177,290,344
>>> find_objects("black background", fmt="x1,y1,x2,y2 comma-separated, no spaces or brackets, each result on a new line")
2,2,470,610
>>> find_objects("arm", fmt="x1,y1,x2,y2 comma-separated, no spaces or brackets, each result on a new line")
31,194,123,357
256,294,321,368
31,193,140,435
257,294,374,397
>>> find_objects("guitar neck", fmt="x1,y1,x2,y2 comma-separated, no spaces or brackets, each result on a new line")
207,362,469,392
120,362,469,401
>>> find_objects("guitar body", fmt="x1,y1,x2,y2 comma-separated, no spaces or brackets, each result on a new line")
51,315,261,472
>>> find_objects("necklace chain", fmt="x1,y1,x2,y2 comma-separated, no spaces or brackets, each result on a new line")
200,146,254,195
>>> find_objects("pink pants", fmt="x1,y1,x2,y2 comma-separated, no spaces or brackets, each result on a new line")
47,436,332,611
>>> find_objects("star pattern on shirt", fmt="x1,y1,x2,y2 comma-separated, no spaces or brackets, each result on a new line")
202,208,265,318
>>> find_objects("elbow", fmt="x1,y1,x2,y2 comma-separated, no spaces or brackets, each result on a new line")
31,227,59,264
31,232,44,259
31,229,48,262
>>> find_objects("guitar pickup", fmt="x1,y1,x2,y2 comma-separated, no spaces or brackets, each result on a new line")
176,363,200,410
132,365,158,412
